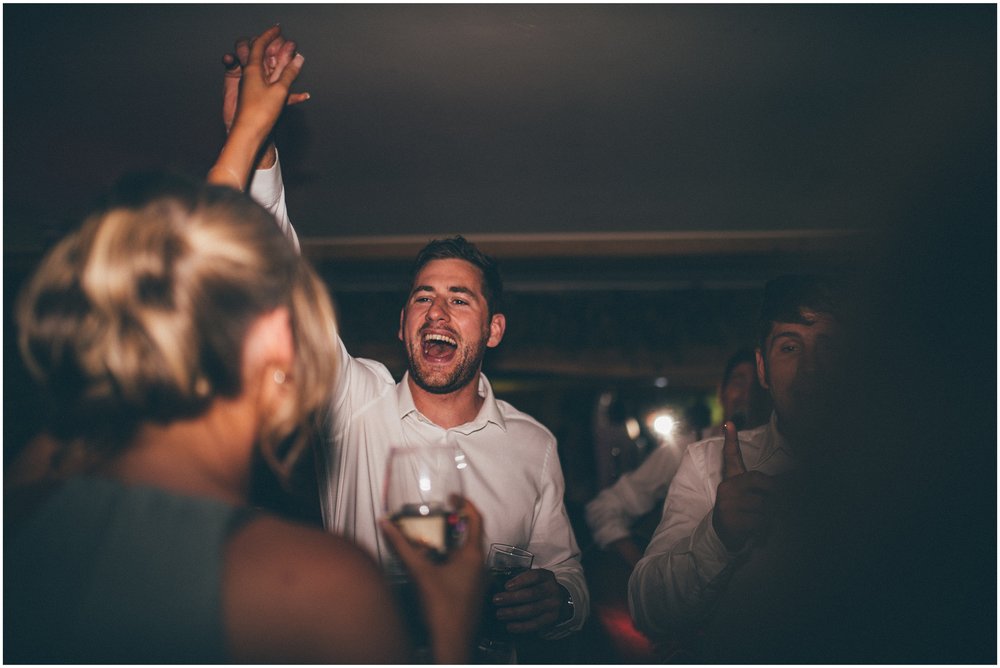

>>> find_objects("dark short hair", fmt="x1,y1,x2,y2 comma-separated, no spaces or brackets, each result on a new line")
721,347,756,388
409,236,504,315
756,274,843,352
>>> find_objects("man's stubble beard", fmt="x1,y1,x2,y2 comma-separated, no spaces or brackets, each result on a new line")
407,333,489,395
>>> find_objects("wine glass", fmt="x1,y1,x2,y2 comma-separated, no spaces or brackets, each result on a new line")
383,446,465,559
477,544,535,662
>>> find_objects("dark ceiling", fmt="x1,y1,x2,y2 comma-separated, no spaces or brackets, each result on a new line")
3,3,996,387
5,4,994,245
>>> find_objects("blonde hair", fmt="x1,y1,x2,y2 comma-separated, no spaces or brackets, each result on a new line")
16,176,338,483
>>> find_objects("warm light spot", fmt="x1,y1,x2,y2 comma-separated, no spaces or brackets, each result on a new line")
652,414,676,437
625,417,641,441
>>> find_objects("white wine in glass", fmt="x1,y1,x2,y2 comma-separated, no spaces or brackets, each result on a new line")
383,446,465,558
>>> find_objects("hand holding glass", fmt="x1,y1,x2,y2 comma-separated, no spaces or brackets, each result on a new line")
477,543,534,661
384,446,465,558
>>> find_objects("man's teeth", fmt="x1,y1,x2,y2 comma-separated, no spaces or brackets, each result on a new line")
424,333,457,346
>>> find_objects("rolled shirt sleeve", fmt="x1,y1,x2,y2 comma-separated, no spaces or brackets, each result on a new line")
530,440,589,637
585,443,686,549
627,440,743,639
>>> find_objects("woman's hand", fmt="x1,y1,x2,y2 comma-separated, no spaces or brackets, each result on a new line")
208,25,306,190
222,30,310,130
380,496,487,664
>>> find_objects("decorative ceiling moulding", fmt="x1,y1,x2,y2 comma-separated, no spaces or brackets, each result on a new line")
301,229,861,261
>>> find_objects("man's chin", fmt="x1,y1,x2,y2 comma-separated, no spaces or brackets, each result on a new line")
409,365,477,395
415,378,464,395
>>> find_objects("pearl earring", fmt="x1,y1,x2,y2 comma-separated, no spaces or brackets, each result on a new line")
273,369,287,385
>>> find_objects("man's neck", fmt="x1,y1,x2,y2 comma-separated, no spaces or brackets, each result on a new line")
407,374,485,429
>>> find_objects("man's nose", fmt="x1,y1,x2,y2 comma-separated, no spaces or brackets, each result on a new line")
425,298,448,321
802,348,819,372
801,344,834,379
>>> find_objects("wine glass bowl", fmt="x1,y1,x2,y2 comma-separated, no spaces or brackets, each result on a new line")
383,446,465,558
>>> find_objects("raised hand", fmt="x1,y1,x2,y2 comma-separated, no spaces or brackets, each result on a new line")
492,567,573,634
231,27,303,141
711,421,777,551
380,496,486,664
222,32,309,133
209,25,305,190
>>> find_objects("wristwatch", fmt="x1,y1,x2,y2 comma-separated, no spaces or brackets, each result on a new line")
560,588,576,623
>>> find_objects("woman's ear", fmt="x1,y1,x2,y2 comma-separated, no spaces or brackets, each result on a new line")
243,307,295,386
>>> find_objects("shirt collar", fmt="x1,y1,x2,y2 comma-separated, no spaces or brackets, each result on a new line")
396,373,419,420
396,372,508,434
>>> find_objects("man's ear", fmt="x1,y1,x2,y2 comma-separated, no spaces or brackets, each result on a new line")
486,313,506,348
398,308,405,342
755,347,769,390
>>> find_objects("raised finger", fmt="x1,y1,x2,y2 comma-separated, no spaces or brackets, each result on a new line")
273,52,305,92
248,25,283,69
233,37,251,67
221,53,242,130
722,420,747,479
222,52,241,75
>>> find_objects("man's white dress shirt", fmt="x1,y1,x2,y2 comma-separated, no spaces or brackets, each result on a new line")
628,414,794,645
249,160,588,635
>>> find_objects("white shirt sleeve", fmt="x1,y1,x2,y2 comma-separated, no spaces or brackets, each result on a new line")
530,436,590,638
627,440,743,639
584,443,686,549
247,150,300,253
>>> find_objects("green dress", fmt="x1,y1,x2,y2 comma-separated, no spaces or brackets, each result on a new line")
4,476,255,663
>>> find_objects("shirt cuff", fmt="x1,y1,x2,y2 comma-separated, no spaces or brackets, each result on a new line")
591,524,631,549
539,579,587,639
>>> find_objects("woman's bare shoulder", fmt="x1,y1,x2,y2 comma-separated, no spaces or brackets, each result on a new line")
222,514,409,663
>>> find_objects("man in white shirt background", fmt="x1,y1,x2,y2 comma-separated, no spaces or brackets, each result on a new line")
628,274,846,662
584,347,771,571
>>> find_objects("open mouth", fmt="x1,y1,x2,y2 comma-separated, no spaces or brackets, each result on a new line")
422,332,458,362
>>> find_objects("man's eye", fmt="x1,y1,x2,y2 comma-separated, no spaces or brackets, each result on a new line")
414,296,431,303
452,299,468,306
780,343,799,353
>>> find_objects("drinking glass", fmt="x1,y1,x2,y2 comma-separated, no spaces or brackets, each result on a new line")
476,543,535,663
383,446,465,559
